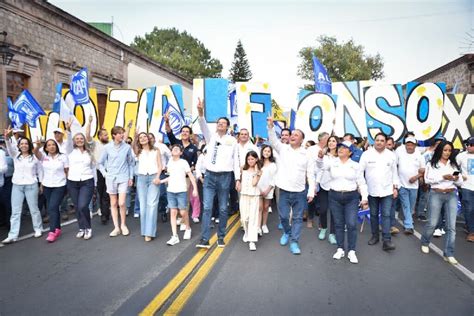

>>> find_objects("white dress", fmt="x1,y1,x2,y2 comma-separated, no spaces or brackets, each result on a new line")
257,162,277,199
240,169,261,243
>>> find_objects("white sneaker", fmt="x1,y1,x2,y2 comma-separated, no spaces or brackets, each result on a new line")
333,248,345,260
167,235,180,246
215,218,220,223
177,217,182,225
347,250,358,264
242,233,248,243
258,228,263,236
76,230,85,239
183,229,192,240
126,209,129,216
90,211,94,219
2,237,17,244
84,229,92,240
268,207,272,213
34,230,42,238
421,245,430,254
249,242,256,251
134,213,139,218
180,223,186,231
444,256,458,265
97,208,102,216
262,225,269,234
433,229,443,237
440,228,446,235
192,217,200,223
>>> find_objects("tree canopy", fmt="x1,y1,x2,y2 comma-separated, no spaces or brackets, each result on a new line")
228,40,253,83
298,35,384,89
131,27,223,79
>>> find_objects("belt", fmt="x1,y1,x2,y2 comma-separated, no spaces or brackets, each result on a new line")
330,189,357,193
432,188,455,194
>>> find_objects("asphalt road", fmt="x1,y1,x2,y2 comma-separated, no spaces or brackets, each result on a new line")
0,210,472,315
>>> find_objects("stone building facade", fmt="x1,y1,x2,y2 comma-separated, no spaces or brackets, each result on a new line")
414,54,474,94
0,0,192,130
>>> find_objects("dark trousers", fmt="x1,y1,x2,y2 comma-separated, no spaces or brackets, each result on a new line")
229,174,239,215
158,172,168,214
0,176,13,227
43,185,67,232
318,188,335,233
96,171,110,219
329,190,359,251
67,179,94,230
369,195,393,241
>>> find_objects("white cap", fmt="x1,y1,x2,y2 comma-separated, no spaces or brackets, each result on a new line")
405,137,417,144
12,128,24,133
52,127,64,134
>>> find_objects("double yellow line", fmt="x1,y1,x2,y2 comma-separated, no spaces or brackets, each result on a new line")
140,213,240,316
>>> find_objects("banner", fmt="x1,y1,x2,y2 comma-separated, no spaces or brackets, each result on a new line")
70,68,90,105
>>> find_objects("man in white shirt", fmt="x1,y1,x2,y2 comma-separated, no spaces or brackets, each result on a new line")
196,98,238,249
267,115,315,255
396,137,424,234
457,136,474,242
359,132,399,251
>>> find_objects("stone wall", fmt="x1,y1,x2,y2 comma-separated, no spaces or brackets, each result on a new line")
417,60,474,94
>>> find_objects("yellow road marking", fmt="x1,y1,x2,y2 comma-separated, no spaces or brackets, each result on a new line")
139,214,238,316
163,218,241,315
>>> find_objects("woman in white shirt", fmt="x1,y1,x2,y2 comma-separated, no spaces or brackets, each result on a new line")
34,138,69,243
133,132,162,242
257,145,277,235
66,132,96,240
2,129,43,244
317,140,368,264
421,141,463,264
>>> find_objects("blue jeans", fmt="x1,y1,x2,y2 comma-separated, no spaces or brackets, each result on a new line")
9,183,43,239
399,187,418,229
201,171,232,241
390,196,399,226
461,188,474,233
421,190,458,257
369,195,393,241
43,185,67,232
278,189,306,243
67,179,94,230
416,186,429,216
329,190,359,251
137,174,160,237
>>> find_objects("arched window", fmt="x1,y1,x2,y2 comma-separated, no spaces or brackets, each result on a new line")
7,72,29,101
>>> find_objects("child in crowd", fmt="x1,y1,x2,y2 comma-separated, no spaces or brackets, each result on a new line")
163,144,198,246
238,151,262,251
258,145,277,235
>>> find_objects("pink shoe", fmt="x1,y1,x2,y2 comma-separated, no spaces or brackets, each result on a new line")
54,228,62,238
46,232,57,243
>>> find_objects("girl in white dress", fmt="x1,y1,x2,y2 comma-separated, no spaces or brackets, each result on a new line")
258,145,277,234
238,151,262,251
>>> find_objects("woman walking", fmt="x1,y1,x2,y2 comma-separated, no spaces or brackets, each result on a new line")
257,145,277,235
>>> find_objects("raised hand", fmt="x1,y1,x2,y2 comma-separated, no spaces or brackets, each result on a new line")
65,119,72,132
266,114,274,128
4,125,12,138
197,97,204,117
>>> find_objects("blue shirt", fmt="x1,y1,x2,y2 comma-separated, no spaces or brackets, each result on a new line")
350,146,363,163
98,141,135,183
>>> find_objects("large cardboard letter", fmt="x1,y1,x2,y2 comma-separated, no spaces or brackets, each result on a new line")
442,93,474,148
236,82,271,138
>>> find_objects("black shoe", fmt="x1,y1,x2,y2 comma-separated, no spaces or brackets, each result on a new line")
383,241,396,251
161,213,168,223
417,215,427,222
217,238,225,248
196,239,210,249
368,235,380,245
404,228,414,235
101,215,108,225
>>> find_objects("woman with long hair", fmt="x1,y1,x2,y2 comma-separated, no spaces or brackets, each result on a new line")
66,131,96,240
2,128,43,244
258,145,277,234
34,138,69,243
317,135,339,243
133,132,162,242
421,140,463,264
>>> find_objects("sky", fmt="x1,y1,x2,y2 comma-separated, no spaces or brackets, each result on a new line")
50,0,473,110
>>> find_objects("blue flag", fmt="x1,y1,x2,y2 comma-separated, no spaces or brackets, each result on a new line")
159,100,185,136
11,90,45,127
7,97,26,129
52,82,63,113
312,54,332,94
70,68,89,105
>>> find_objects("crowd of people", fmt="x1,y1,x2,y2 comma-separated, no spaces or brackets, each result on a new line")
0,98,472,265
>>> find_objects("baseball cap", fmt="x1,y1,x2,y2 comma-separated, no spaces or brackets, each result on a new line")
12,128,24,133
465,136,474,146
404,137,417,144
52,128,64,134
337,140,354,152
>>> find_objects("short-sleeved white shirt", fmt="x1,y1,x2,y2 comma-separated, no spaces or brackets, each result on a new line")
167,158,191,193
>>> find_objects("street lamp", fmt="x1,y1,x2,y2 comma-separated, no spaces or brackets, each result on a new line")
0,31,14,65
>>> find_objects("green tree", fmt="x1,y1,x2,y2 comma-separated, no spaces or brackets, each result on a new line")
298,35,384,90
229,40,253,83
131,27,223,79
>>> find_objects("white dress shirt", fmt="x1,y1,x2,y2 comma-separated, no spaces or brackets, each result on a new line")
67,149,95,182
317,156,368,201
195,153,207,180
155,142,171,170
198,117,237,175
268,127,315,195
39,153,69,187
396,148,424,189
0,149,7,187
316,154,338,191
424,160,463,190
456,151,474,191
359,147,399,197
234,141,259,180
5,141,41,186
